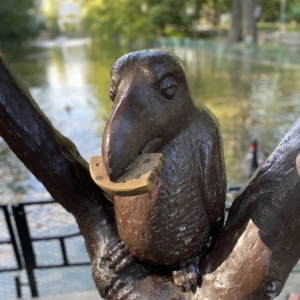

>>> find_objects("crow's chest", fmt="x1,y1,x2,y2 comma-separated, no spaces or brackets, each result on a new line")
114,139,211,266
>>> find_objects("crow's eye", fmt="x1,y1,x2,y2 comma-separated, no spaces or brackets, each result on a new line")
109,83,117,101
160,77,177,99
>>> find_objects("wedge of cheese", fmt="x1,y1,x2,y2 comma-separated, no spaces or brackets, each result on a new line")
89,153,164,196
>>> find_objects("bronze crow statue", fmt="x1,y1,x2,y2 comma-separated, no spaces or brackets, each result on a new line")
93,49,226,292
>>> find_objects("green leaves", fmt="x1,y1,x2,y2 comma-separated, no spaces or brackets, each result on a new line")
260,0,300,22
0,0,40,42
81,0,202,44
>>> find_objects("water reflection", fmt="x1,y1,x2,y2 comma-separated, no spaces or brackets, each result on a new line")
0,39,299,203
171,40,300,184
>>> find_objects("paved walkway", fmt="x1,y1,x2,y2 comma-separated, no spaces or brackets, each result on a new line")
277,273,300,300
36,291,102,300
259,31,300,47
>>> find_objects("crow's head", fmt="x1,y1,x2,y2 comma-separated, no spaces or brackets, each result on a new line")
102,49,195,181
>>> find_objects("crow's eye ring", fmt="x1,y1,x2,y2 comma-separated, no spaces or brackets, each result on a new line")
160,77,177,99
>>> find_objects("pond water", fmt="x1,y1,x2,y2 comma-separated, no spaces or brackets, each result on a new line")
0,38,300,204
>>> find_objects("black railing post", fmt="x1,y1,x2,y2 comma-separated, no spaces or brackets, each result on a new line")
15,275,22,298
2,205,22,270
12,204,39,297
60,238,69,265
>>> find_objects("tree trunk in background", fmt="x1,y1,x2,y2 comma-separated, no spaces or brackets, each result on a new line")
228,0,242,42
192,0,202,38
228,0,258,43
242,0,256,43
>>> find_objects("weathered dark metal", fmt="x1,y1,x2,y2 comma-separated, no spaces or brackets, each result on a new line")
100,49,227,291
1,54,300,300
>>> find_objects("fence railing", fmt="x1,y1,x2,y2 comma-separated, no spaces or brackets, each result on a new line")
0,199,91,298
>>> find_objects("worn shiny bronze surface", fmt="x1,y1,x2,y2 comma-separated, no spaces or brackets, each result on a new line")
90,153,165,196
198,119,300,299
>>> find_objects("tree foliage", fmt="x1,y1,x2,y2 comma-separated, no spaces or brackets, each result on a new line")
81,0,149,43
201,0,230,26
81,0,208,43
147,0,194,36
260,0,300,22
42,0,62,35
51,0,300,44
0,0,40,42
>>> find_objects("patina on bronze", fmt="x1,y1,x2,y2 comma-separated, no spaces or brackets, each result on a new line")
93,49,227,292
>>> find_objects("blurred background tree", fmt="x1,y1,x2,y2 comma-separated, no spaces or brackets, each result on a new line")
42,0,82,36
228,0,260,43
200,0,230,27
260,0,299,22
228,0,300,43
80,0,300,44
81,0,215,43
2,0,300,46
0,0,42,42
147,0,195,37
81,0,150,43
42,0,62,36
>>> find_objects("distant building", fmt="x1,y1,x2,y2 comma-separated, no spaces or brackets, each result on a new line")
41,0,82,31
58,1,82,31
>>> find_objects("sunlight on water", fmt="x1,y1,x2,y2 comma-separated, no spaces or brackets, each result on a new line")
0,38,299,203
